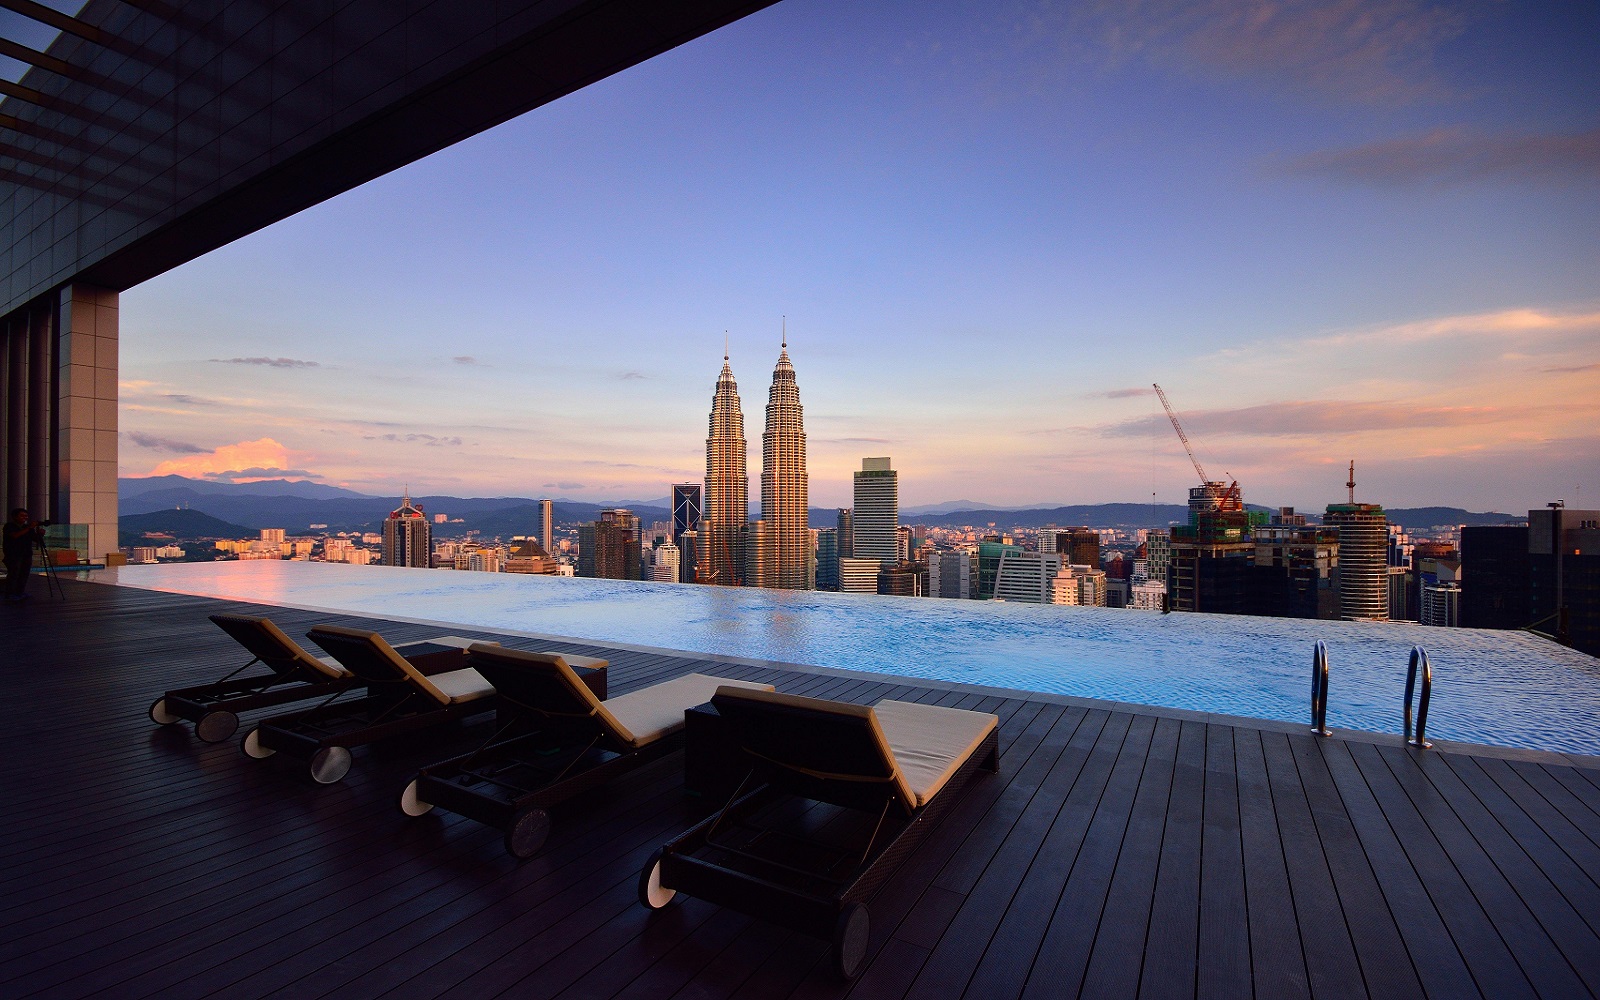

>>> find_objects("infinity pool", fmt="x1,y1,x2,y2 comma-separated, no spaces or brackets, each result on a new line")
101,561,1600,755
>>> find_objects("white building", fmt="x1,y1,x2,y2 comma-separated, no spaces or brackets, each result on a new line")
1130,579,1167,611
652,540,681,583
838,556,881,594
1421,581,1461,627
852,457,898,566
926,549,973,599
993,550,1064,604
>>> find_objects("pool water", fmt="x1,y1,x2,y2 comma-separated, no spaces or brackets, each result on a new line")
101,561,1600,756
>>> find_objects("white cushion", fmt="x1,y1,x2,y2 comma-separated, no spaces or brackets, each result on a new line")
873,700,998,807
426,667,496,704
602,673,774,747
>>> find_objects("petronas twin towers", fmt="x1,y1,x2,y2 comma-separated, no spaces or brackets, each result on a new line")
701,333,810,590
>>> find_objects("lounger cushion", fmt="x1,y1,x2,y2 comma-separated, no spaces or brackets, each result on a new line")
873,701,998,807
426,667,497,704
602,674,774,748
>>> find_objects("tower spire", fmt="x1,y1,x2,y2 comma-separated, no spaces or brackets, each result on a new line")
782,315,786,350
724,330,728,362
1347,460,1356,505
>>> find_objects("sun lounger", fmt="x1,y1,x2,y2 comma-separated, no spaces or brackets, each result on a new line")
240,626,501,784
400,644,774,859
639,687,1000,979
148,615,355,743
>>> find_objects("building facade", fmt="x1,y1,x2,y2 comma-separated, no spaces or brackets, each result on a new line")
539,498,554,559
758,342,810,589
1325,503,1389,621
927,549,973,599
700,353,749,586
993,550,1064,604
838,557,881,594
381,492,431,568
815,528,840,591
852,458,898,566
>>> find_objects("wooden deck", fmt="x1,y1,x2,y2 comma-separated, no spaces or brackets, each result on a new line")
4,579,1600,999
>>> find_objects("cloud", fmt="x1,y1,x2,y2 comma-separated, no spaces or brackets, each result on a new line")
1543,362,1600,374
1103,400,1535,438
363,433,465,447
820,436,893,445
1304,307,1600,350
1102,386,1155,399
542,482,587,490
1285,127,1600,186
619,371,648,380
160,393,221,406
150,437,308,479
452,356,477,365
210,357,320,369
205,467,323,483
125,432,207,454
1062,0,1472,103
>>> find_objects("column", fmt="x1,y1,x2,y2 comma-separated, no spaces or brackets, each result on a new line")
56,284,119,561
5,314,26,514
28,301,53,518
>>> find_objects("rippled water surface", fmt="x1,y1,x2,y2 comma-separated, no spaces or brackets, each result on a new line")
102,561,1600,755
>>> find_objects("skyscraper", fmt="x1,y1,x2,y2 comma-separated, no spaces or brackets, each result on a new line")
701,348,748,586
539,498,553,558
1325,503,1389,621
836,508,854,559
672,483,702,551
381,491,431,568
852,458,898,566
759,336,810,590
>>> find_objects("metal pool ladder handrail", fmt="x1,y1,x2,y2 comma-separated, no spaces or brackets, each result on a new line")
1310,641,1331,737
1404,646,1433,749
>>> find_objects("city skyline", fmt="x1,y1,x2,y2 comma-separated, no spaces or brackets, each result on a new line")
111,2,1598,511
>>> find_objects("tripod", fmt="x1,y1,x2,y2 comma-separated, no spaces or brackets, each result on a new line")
34,531,65,600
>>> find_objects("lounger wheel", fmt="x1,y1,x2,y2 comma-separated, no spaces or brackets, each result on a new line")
832,903,870,981
398,777,434,817
149,697,180,726
241,727,275,759
504,807,551,859
638,849,677,910
195,709,240,744
310,746,353,785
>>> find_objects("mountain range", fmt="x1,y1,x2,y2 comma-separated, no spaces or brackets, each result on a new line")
115,476,1524,536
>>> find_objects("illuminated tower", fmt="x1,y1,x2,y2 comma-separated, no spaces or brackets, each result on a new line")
381,489,432,568
701,345,748,585
758,330,810,590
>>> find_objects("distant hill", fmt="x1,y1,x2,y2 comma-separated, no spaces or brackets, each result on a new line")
119,508,253,545
119,475,370,501
1383,507,1521,530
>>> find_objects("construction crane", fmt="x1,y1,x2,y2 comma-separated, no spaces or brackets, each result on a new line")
1346,460,1356,505
1152,383,1207,484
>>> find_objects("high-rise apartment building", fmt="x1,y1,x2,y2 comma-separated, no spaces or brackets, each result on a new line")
381,492,432,568
539,498,553,558
815,528,840,591
758,340,810,589
672,483,702,551
993,550,1064,603
1054,529,1100,569
1325,503,1389,620
927,549,973,599
852,458,898,566
836,508,853,559
578,508,641,581
838,557,881,594
652,539,680,583
701,352,748,586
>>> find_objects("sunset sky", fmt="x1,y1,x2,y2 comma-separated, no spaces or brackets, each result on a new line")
113,0,1599,512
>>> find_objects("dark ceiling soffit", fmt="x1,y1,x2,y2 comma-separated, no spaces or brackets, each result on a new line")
0,0,112,47
0,37,72,76
76,0,782,294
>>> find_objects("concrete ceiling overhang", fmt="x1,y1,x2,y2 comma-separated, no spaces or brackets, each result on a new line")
0,0,780,316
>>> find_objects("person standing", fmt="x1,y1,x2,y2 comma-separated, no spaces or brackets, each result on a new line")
3,508,44,602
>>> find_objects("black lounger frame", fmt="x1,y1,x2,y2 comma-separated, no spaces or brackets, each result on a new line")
247,627,496,781
151,614,353,742
648,693,999,978
406,648,670,859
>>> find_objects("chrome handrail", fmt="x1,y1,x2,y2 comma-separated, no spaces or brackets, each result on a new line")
1404,646,1432,749
1310,641,1331,736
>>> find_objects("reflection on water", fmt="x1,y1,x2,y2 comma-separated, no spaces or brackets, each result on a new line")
101,561,1600,755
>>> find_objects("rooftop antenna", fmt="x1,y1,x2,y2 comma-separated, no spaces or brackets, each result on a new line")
1346,461,1355,505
